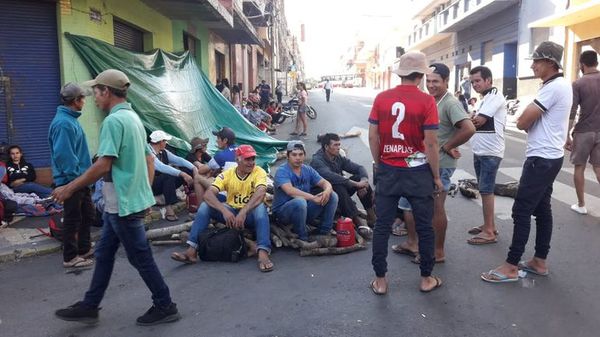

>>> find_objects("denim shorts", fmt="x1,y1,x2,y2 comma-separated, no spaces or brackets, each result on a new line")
397,167,455,211
473,155,502,194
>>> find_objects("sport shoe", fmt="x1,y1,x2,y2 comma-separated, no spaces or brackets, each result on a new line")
136,303,181,326
55,301,99,325
571,204,588,215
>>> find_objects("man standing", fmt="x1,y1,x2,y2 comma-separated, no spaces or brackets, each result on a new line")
258,79,271,109
481,41,572,282
171,145,273,271
565,50,600,215
460,75,472,100
49,83,94,268
272,141,338,244
369,51,443,294
53,69,180,325
467,66,506,244
311,133,375,238
324,79,332,102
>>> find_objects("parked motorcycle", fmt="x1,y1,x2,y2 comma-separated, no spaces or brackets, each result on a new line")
279,96,317,122
506,98,520,115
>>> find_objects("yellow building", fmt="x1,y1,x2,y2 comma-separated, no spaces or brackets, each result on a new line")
530,0,600,81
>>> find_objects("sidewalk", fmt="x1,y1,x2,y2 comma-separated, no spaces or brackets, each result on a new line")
0,202,189,264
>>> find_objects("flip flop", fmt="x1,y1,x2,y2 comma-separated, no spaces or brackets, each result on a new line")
467,236,497,245
357,226,373,240
411,254,445,265
63,257,94,269
165,214,178,222
258,259,274,273
481,269,519,283
391,244,418,257
420,276,443,293
170,252,197,265
392,224,408,237
467,226,499,235
370,280,387,295
518,261,549,276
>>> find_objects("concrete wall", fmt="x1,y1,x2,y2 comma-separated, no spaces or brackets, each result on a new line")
57,0,173,153
208,32,230,84
172,20,210,75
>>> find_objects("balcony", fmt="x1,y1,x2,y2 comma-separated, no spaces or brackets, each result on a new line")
140,0,233,29
437,0,519,32
243,0,266,16
407,16,451,51
212,0,262,45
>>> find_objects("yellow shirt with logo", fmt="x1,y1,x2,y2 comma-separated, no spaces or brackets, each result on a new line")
212,166,267,209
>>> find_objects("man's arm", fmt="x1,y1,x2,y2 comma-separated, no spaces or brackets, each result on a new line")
146,154,155,185
315,178,334,205
516,103,543,131
423,130,443,192
310,154,350,186
441,119,476,157
368,124,380,165
566,83,580,150
203,186,236,227
280,182,317,201
53,156,113,202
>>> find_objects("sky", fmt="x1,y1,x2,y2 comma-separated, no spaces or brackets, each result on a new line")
284,0,412,79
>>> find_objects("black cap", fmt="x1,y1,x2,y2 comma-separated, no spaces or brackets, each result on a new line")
430,63,450,80
212,127,236,144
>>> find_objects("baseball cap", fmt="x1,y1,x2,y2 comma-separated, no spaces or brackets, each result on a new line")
212,127,236,143
149,130,172,143
190,137,209,151
286,140,305,152
430,63,450,80
60,82,90,102
528,41,564,69
392,51,433,76
83,69,131,90
236,144,257,159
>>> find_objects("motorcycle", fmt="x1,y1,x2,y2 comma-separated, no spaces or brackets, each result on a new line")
506,97,520,115
279,96,317,122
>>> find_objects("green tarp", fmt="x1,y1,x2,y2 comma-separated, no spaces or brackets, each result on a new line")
66,33,286,168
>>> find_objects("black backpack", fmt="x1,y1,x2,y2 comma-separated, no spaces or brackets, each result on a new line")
197,227,247,262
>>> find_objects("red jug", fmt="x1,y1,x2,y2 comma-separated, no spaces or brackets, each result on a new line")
336,217,356,247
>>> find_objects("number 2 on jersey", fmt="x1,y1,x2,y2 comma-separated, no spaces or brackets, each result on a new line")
391,102,405,140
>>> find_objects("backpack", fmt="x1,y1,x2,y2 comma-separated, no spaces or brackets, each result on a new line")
197,227,247,262
0,198,17,223
48,213,65,241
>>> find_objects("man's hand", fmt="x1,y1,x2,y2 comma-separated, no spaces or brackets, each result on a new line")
221,208,236,228
471,115,486,128
433,177,444,197
564,137,573,151
233,210,247,230
447,148,462,159
357,187,368,198
180,172,193,185
52,185,74,203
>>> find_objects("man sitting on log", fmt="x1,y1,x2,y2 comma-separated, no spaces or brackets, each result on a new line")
272,140,339,245
171,145,274,272
310,133,375,239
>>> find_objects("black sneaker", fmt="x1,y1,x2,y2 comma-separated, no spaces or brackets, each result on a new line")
55,301,99,325
136,303,181,326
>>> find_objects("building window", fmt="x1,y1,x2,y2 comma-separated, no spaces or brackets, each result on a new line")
530,28,550,53
482,40,493,64
113,19,145,52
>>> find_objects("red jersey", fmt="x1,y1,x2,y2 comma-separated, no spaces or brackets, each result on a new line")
368,85,438,168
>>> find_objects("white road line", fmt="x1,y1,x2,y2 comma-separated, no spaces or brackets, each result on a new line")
500,167,600,218
560,167,599,184
451,169,514,220
348,126,370,149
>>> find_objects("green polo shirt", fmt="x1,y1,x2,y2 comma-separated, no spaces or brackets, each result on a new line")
97,102,155,216
437,92,469,168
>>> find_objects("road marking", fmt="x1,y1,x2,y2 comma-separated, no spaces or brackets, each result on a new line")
500,167,600,218
348,126,370,149
560,167,599,184
451,169,514,220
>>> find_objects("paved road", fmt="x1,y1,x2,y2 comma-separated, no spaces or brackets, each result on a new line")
1,88,599,337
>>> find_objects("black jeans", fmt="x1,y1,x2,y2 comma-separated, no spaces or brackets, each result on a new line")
62,186,94,262
333,175,373,219
325,89,331,102
507,156,563,266
276,92,282,104
152,174,184,205
372,163,435,277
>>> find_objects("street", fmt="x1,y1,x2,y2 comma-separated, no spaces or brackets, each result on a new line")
1,88,600,337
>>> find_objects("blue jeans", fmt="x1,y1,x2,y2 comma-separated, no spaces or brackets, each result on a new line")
473,155,502,194
13,182,52,198
187,202,272,253
83,212,172,309
0,166,6,182
507,157,563,266
273,193,339,241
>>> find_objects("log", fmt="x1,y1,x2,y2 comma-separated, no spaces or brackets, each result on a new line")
354,229,365,246
299,244,366,257
270,225,292,247
291,238,320,250
151,240,182,246
145,222,192,240
271,234,283,248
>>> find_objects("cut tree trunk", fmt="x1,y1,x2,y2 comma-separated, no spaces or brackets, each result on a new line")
299,244,366,257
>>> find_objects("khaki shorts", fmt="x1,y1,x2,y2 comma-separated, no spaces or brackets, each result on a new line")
570,131,600,166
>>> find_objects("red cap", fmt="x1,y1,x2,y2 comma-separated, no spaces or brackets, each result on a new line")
236,144,256,159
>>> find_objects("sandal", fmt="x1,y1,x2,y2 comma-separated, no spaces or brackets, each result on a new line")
467,226,499,235
420,276,443,293
258,258,274,273
79,248,95,259
412,254,445,265
391,244,418,257
467,235,497,245
370,279,387,295
481,269,519,283
165,214,178,222
63,256,94,269
357,226,373,240
518,261,549,276
170,252,197,265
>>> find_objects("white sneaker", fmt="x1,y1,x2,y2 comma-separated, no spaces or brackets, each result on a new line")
571,204,588,215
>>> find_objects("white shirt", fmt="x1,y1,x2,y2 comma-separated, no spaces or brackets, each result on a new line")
527,75,572,159
324,82,332,90
470,88,506,158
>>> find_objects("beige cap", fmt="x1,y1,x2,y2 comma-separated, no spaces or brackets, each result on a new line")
392,51,433,76
149,130,172,143
83,69,130,90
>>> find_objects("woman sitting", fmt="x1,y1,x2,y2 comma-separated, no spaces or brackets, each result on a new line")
5,145,52,198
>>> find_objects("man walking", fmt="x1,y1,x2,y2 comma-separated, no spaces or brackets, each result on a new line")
53,69,180,325
49,83,94,268
565,50,600,215
481,41,572,282
324,79,332,102
467,66,506,244
369,51,444,294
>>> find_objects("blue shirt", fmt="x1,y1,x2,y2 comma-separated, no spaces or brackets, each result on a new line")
272,163,323,211
48,105,92,186
208,145,237,171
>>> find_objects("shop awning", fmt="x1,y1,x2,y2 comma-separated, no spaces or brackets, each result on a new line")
529,1,600,27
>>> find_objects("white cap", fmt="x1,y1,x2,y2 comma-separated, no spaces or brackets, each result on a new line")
149,130,172,143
